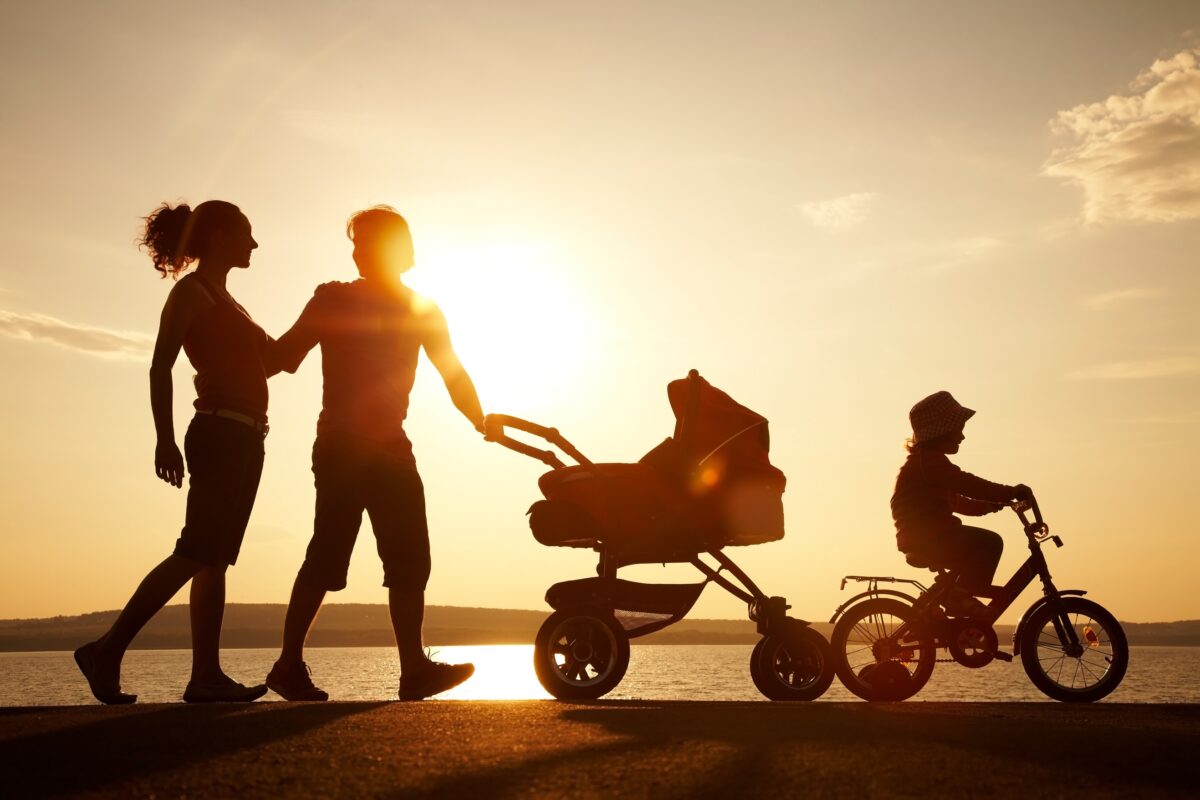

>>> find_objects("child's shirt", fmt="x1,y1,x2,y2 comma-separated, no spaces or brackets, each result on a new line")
890,449,1015,551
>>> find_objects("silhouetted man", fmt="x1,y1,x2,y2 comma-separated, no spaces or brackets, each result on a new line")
266,206,483,700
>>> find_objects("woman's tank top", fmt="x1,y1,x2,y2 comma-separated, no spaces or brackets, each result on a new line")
181,274,270,423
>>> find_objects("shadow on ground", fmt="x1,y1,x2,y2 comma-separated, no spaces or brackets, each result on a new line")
412,701,1200,798
0,703,385,797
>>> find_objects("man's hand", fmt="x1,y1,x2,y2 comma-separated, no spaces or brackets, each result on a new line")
481,414,505,441
1012,484,1034,503
155,440,185,488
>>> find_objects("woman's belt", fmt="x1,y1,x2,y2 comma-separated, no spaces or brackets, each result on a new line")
196,408,269,434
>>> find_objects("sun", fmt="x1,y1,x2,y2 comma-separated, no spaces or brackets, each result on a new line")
405,238,595,418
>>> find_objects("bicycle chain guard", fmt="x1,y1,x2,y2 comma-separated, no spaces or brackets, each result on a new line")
947,620,998,669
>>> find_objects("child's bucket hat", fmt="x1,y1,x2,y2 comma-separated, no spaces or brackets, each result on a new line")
909,391,975,445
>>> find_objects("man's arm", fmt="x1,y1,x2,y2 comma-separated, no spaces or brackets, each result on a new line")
265,291,323,376
421,305,484,432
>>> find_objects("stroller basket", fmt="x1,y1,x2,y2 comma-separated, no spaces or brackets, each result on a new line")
493,370,787,557
547,577,705,637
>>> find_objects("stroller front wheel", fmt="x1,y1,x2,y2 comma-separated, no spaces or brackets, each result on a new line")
534,610,630,700
750,627,835,701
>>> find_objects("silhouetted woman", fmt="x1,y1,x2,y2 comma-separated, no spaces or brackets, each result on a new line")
75,200,272,703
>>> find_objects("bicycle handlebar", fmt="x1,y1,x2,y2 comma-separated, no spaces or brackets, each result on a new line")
483,414,595,471
1011,496,1050,539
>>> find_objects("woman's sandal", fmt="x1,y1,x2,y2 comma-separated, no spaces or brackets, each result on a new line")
74,641,136,705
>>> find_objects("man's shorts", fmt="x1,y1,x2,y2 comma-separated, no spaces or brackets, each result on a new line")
297,434,430,592
174,414,266,566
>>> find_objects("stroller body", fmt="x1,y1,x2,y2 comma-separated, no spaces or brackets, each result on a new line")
486,370,833,700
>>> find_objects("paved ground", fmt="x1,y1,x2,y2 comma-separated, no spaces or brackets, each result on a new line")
1,701,1197,798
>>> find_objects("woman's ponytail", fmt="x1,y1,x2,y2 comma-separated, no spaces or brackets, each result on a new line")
140,203,196,278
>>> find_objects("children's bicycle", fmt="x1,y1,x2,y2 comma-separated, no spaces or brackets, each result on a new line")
828,497,1128,702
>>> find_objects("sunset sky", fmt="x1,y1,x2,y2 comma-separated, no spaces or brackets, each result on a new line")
1,2,1197,625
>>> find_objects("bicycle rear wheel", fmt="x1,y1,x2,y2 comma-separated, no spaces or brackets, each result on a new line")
1018,597,1128,703
831,598,936,701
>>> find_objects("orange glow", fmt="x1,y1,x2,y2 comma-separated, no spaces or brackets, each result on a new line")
433,646,550,700
405,240,596,414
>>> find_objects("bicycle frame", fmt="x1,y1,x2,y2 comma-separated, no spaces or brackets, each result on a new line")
835,499,1086,655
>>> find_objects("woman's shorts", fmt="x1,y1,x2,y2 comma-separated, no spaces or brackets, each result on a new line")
173,414,266,566
296,434,430,592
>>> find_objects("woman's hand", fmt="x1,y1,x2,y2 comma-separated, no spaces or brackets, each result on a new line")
155,440,185,488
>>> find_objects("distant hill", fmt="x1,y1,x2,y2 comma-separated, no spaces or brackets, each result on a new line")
0,604,770,651
0,604,1196,651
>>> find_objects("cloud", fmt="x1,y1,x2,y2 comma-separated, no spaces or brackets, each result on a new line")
1068,355,1200,380
0,310,153,360
1082,287,1164,310
799,192,878,231
1044,48,1200,223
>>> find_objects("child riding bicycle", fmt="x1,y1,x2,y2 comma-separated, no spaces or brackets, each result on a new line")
891,391,1032,617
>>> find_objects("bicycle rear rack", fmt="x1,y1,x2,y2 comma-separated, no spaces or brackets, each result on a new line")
839,575,930,593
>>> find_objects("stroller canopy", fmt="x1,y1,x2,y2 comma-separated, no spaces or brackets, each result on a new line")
642,371,786,545
668,372,775,472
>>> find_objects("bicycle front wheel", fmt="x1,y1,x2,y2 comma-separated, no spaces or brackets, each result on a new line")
1019,597,1128,702
831,598,936,701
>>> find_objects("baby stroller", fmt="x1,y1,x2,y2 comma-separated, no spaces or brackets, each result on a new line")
484,370,834,701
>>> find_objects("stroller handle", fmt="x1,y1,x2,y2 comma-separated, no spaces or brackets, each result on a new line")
484,414,595,471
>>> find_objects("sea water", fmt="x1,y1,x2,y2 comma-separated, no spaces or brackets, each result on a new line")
1,645,1196,706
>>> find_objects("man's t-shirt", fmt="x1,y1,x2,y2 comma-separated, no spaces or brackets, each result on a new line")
274,279,447,461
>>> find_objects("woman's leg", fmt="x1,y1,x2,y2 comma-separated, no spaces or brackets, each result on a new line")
176,418,265,695
94,553,204,673
189,563,228,683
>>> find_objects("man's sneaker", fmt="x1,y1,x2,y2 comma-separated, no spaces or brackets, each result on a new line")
266,660,329,701
183,675,269,703
399,660,475,701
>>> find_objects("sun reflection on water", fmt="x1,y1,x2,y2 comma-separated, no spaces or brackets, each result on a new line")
430,645,550,701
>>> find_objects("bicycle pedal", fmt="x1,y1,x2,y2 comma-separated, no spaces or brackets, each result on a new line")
993,650,1013,662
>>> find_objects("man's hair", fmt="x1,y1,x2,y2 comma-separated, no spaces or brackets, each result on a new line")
346,205,410,245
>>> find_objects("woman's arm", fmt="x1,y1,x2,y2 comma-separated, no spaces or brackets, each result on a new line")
149,281,207,488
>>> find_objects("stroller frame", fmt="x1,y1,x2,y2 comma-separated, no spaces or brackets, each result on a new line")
484,370,834,701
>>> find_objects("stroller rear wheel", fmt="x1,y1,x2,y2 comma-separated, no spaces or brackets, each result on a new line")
534,610,630,700
750,627,834,701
